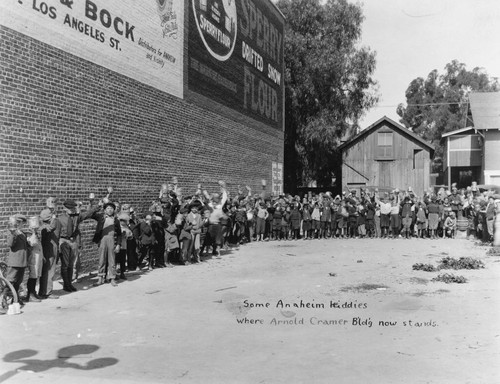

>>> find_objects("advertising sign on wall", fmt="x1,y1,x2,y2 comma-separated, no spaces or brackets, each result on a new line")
272,161,283,195
0,0,184,98
188,0,284,130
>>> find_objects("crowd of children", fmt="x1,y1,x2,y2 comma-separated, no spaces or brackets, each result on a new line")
2,179,500,312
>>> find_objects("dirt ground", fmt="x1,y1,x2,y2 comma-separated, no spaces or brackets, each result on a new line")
1,238,499,384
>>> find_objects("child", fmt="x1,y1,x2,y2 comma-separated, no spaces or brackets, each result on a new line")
379,197,391,238
39,208,60,299
390,197,401,239
365,200,375,238
443,211,457,238
337,200,349,238
177,207,193,264
151,211,167,268
311,202,321,239
4,215,28,306
347,202,357,238
320,201,332,239
402,214,412,239
357,203,366,238
255,201,268,241
25,216,44,302
301,203,312,240
92,201,122,287
187,202,203,263
134,214,155,269
165,218,180,264
272,205,283,240
416,202,427,238
117,213,133,279
282,205,291,240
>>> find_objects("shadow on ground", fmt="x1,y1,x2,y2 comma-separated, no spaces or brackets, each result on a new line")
0,344,118,383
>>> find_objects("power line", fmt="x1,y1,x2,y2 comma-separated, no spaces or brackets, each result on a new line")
375,101,469,108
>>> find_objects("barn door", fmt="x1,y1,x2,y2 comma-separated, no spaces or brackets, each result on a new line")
378,161,393,187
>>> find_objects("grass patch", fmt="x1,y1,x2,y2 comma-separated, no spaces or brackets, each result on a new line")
438,257,484,270
412,263,437,272
486,248,500,256
413,257,484,272
409,277,429,285
432,274,467,284
340,283,389,292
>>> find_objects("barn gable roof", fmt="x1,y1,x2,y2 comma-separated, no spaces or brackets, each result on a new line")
338,116,435,156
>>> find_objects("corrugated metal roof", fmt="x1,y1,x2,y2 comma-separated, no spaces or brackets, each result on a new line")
441,126,477,138
469,92,500,129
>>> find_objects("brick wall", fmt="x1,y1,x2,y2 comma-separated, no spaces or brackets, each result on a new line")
0,26,284,270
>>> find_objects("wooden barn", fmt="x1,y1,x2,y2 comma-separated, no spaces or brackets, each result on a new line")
338,116,435,196
468,92,500,185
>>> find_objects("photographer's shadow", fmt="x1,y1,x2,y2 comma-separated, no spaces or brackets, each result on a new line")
0,344,118,383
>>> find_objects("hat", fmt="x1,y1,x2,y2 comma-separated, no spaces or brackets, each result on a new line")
129,207,135,213
63,199,77,209
46,197,56,209
40,209,52,222
189,201,203,211
118,213,129,222
103,201,116,210
179,207,189,214
14,214,27,222
407,186,413,192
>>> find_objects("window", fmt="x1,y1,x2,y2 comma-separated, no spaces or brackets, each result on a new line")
413,149,422,169
377,131,394,159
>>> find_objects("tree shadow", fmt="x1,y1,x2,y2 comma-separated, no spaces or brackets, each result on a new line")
0,344,118,382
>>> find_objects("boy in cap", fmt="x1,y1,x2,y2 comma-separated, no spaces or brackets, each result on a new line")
24,216,44,302
134,213,155,269
117,213,133,279
187,201,204,263
39,207,61,299
92,201,121,286
204,181,228,256
443,211,457,239
56,196,99,292
4,214,29,306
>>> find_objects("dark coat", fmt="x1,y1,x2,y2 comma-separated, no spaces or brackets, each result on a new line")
6,231,28,267
91,213,121,246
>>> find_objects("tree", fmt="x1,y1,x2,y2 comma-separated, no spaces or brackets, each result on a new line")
277,0,378,191
397,60,499,173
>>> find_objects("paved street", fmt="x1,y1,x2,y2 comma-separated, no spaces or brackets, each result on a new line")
1,238,499,384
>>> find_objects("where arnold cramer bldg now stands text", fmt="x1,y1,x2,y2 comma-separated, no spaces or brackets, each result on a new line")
237,299,438,328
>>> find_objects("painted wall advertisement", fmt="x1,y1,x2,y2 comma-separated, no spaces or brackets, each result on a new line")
272,161,283,195
188,0,285,130
0,0,184,98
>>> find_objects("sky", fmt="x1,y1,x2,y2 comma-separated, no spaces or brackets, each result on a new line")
357,0,500,129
